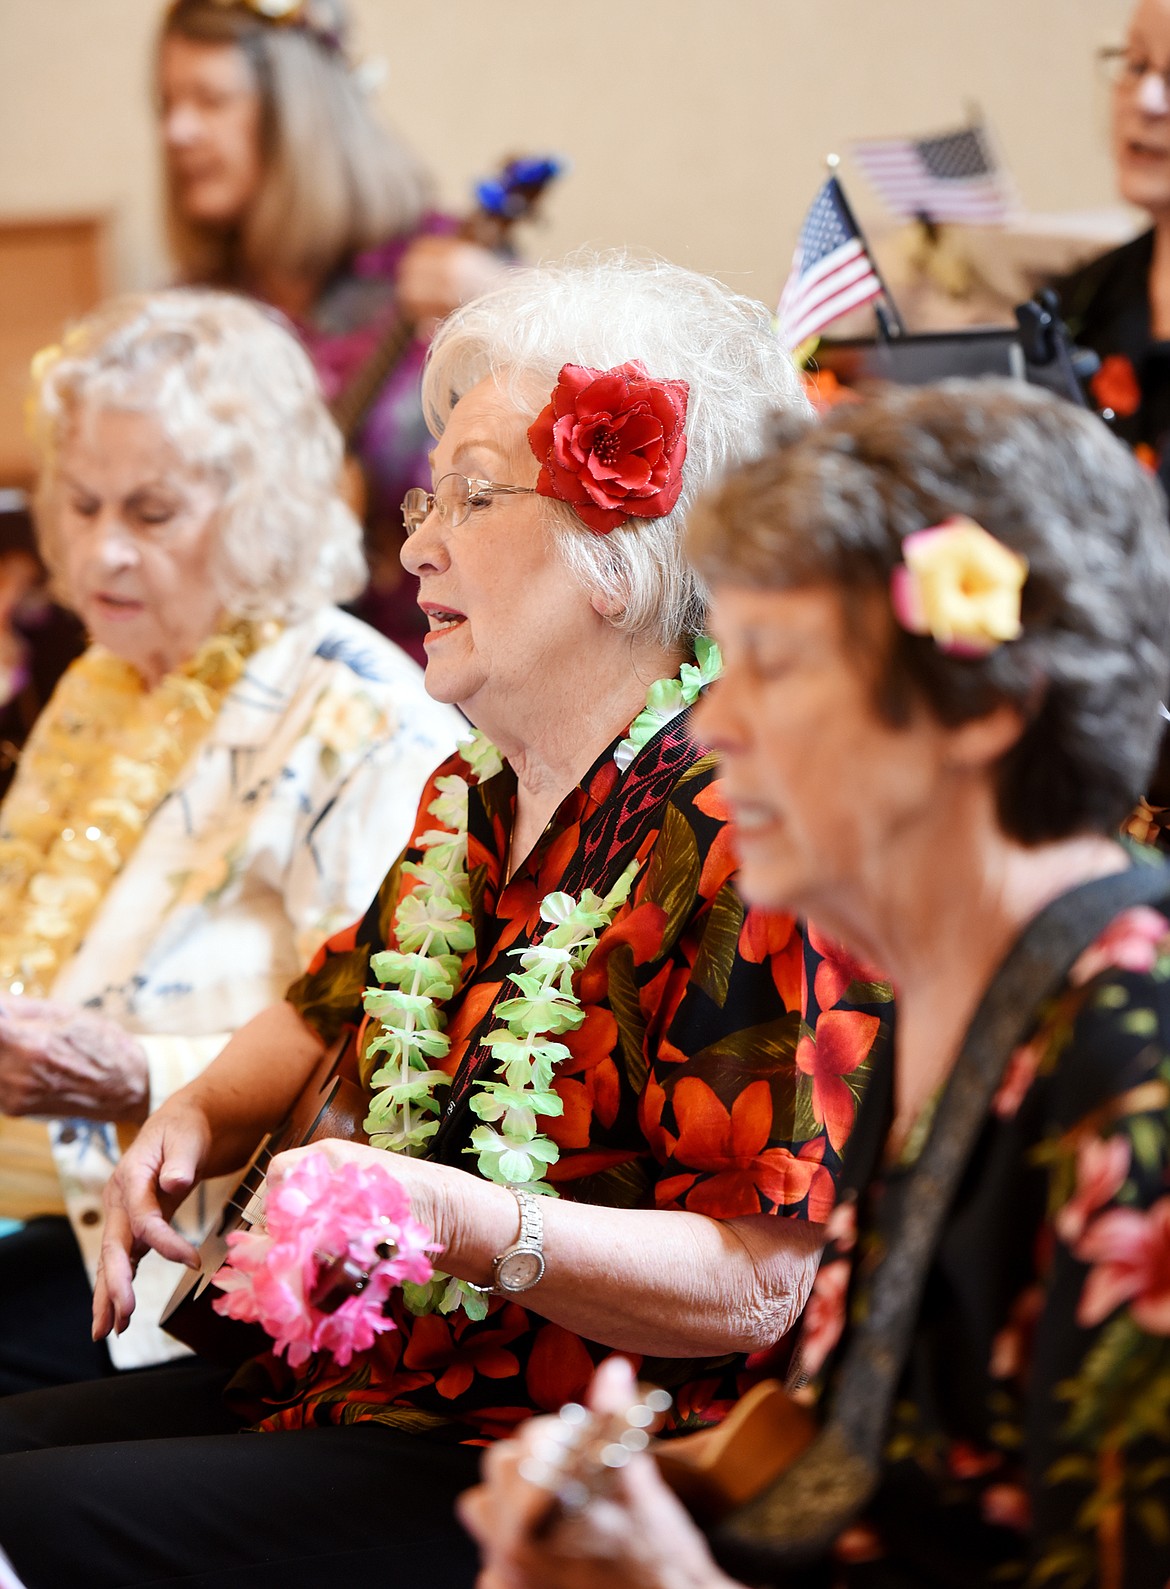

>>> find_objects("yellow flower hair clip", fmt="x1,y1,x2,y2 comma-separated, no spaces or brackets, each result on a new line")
890,516,1028,657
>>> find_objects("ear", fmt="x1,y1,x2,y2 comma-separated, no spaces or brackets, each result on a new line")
590,591,624,622
943,701,1028,772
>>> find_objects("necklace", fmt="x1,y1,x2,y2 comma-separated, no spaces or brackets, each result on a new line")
361,645,721,1319
0,619,277,996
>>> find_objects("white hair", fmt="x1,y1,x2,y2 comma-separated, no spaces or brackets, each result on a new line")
31,288,366,622
422,252,810,649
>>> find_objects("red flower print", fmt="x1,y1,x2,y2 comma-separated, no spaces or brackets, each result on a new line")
989,1284,1043,1381
525,1323,597,1411
656,1076,835,1217
1055,1133,1131,1246
1090,354,1141,419
1069,906,1170,988
1076,1197,1170,1333
739,907,802,1010
832,1523,884,1564
401,1304,527,1399
806,923,888,1010
982,1483,1032,1532
797,1256,850,1379
991,1036,1043,1121
796,1010,880,1154
527,360,690,534
948,1442,1001,1480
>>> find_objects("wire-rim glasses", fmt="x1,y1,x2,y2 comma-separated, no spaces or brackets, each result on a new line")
1098,44,1170,96
401,473,539,536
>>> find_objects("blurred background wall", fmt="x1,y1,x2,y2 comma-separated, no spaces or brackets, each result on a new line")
0,0,1138,300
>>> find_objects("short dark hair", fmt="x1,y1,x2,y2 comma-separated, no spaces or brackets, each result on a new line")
687,379,1170,844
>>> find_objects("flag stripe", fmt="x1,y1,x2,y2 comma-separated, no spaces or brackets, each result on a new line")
784,275,884,349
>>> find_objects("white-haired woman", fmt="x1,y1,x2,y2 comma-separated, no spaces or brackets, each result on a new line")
0,289,460,1391
158,0,508,659
0,257,891,1587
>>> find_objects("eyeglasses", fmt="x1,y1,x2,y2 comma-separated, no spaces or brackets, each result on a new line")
1099,44,1170,97
401,473,539,536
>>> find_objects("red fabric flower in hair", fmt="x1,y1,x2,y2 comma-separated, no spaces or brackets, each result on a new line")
527,360,689,534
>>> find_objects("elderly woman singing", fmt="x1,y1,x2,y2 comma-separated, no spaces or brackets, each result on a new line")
463,382,1170,1589
0,258,890,1587
0,290,459,1391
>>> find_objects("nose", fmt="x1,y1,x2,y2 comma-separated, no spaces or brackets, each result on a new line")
691,670,749,757
1137,67,1170,117
90,512,140,574
399,505,450,578
161,100,201,150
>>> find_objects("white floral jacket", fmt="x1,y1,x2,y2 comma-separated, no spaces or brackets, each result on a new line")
0,605,461,1368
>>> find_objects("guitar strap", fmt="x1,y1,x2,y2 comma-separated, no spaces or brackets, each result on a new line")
715,857,1170,1573
427,710,703,1162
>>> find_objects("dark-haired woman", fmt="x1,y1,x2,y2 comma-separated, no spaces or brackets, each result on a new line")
158,0,507,657
463,379,1170,1589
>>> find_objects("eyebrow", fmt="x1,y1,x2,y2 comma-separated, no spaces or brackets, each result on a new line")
59,471,178,496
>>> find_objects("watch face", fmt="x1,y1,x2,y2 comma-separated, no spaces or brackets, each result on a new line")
496,1248,544,1292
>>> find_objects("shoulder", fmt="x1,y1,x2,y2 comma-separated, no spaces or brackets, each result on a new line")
286,608,462,760
1029,897,1170,1131
1056,230,1154,335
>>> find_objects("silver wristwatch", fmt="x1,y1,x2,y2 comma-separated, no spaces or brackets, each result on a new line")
488,1185,545,1295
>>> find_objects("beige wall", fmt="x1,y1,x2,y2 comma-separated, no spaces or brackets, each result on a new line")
0,0,1138,302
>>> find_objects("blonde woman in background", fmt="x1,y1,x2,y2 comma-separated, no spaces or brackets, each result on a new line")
158,0,509,658
0,289,460,1390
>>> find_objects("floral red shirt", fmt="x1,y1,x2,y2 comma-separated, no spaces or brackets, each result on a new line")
791,890,1170,1588
247,726,890,1443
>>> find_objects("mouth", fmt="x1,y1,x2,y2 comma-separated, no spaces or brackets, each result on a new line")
420,602,467,643
91,593,144,620
728,800,780,838
1123,136,1170,163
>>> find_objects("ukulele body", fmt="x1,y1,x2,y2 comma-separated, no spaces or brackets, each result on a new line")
160,1042,367,1366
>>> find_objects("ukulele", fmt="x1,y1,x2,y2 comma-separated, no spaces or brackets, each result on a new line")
160,1036,369,1364
521,1375,817,1534
334,155,562,520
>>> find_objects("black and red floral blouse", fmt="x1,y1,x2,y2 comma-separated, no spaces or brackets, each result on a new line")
251,726,891,1441
793,897,1170,1588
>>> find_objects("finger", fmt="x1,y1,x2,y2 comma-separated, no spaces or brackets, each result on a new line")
94,1207,139,1336
586,1354,639,1416
122,1152,200,1269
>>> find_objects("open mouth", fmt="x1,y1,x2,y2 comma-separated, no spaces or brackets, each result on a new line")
421,604,467,639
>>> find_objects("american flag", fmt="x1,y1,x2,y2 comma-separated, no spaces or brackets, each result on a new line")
776,176,885,351
850,123,1014,225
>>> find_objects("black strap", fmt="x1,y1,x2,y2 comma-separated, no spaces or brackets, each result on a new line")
718,857,1170,1571
427,710,703,1162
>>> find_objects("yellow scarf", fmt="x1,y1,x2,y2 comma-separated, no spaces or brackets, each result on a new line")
0,619,278,998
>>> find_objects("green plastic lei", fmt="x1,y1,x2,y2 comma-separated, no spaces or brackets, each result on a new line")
361,645,721,1318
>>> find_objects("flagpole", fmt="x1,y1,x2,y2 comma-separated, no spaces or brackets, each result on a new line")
826,153,907,339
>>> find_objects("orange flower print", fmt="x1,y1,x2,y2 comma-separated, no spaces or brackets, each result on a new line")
656,1076,835,1216
1090,354,1141,419
798,1257,851,1380
525,1323,598,1411
402,1305,527,1399
806,924,888,1010
796,1010,880,1153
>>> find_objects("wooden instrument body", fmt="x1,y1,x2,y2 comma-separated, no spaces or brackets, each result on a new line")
160,1042,367,1365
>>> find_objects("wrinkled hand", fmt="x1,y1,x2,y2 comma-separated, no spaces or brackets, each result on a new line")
0,996,148,1122
459,1358,738,1589
268,1137,472,1258
396,236,511,335
92,1102,211,1340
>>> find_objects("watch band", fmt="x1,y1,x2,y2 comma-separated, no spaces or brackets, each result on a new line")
469,1185,545,1296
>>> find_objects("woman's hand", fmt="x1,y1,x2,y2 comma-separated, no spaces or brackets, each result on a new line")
459,1358,741,1589
267,1138,502,1269
396,236,511,334
91,1100,212,1340
0,997,149,1122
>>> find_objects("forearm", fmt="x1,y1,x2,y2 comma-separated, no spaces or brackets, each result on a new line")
160,1001,326,1178
438,1170,824,1356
